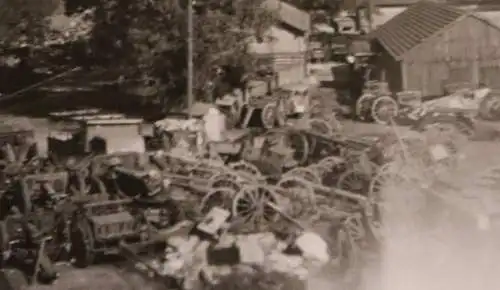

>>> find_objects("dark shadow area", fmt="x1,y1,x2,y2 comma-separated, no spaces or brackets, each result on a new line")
89,136,107,154
0,88,168,122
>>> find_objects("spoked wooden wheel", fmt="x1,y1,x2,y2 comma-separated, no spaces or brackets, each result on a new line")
355,93,375,121
276,176,316,220
228,161,263,181
314,156,346,185
366,163,415,239
199,188,236,215
371,96,399,125
286,132,310,166
209,172,242,192
261,103,277,129
283,167,321,184
336,169,370,195
308,118,334,136
231,185,280,233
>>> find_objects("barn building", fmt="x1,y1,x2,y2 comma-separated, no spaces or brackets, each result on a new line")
249,0,310,87
369,1,500,97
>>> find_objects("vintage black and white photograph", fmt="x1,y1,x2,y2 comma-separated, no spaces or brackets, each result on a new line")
0,0,500,289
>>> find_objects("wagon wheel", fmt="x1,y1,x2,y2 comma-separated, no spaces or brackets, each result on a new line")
231,185,280,233
70,218,95,268
315,156,346,184
370,96,399,125
228,161,263,181
199,187,236,215
308,118,334,136
355,93,375,120
287,132,310,166
209,172,242,192
336,169,370,195
283,167,321,184
366,163,409,240
276,176,316,220
261,103,277,129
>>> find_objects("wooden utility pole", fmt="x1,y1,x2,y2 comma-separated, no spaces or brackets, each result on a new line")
366,0,375,31
187,0,194,118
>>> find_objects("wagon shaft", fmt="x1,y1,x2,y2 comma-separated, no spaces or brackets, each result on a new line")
308,180,369,205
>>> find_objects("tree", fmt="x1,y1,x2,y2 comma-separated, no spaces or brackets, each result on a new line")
89,0,274,107
0,0,60,49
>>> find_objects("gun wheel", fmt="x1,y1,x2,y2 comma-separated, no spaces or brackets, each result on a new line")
371,96,399,125
336,169,370,195
231,185,279,233
209,172,242,192
199,188,236,215
283,167,321,184
355,93,375,121
276,176,316,220
228,161,262,181
314,156,346,183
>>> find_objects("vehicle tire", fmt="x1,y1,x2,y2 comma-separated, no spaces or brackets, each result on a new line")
355,93,375,121
370,96,399,125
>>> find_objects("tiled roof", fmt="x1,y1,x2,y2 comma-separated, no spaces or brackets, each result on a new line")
262,0,311,32
369,1,465,60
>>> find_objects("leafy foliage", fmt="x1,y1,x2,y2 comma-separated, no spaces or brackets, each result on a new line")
0,0,60,48
89,0,274,105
